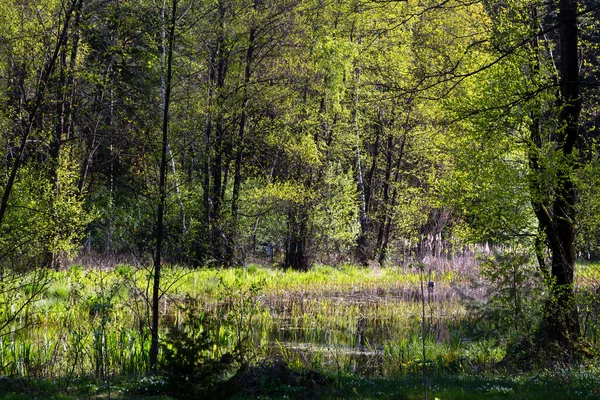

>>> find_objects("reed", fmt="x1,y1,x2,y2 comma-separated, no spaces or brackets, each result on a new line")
0,260,598,395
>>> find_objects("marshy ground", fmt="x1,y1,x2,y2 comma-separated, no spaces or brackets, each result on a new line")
1,259,600,399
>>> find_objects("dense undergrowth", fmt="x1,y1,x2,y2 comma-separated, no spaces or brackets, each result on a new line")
0,261,600,398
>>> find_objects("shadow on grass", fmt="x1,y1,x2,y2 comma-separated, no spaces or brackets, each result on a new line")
2,367,599,400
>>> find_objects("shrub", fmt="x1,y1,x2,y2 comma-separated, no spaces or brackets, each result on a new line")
470,246,544,340
161,280,265,397
161,304,236,397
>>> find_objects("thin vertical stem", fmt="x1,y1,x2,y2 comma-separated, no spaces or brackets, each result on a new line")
150,0,177,371
420,264,428,400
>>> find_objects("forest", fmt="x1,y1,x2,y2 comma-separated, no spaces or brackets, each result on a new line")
0,0,600,398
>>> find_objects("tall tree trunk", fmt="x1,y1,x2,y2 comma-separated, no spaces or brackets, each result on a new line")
209,0,229,264
365,111,382,215
227,26,258,262
45,40,68,269
45,0,83,269
376,133,393,253
285,207,309,271
201,76,213,263
354,63,369,265
529,0,581,359
150,0,177,371
543,0,581,358
230,2,258,263
378,132,406,265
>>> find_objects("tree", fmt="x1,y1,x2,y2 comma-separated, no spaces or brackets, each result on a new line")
150,0,178,371
534,0,581,357
441,0,599,358
0,0,84,257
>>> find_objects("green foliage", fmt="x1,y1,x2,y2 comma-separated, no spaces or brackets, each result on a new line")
0,154,92,267
161,306,235,396
161,278,266,396
311,163,360,252
576,285,600,347
313,35,356,109
0,264,599,398
0,0,598,394
87,184,155,256
574,156,600,256
444,154,536,243
470,246,544,340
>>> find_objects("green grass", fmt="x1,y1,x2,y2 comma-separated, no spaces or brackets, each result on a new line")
323,374,600,400
577,261,600,286
1,372,599,399
0,262,598,398
167,263,466,298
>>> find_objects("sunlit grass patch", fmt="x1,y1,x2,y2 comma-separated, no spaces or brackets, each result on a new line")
577,261,600,287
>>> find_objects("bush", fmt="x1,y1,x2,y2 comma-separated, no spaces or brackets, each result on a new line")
161,305,236,397
161,280,265,397
469,246,544,340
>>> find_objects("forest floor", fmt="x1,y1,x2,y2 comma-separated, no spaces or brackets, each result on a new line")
1,371,600,399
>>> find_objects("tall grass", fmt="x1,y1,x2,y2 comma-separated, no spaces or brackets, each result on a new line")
0,260,598,385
